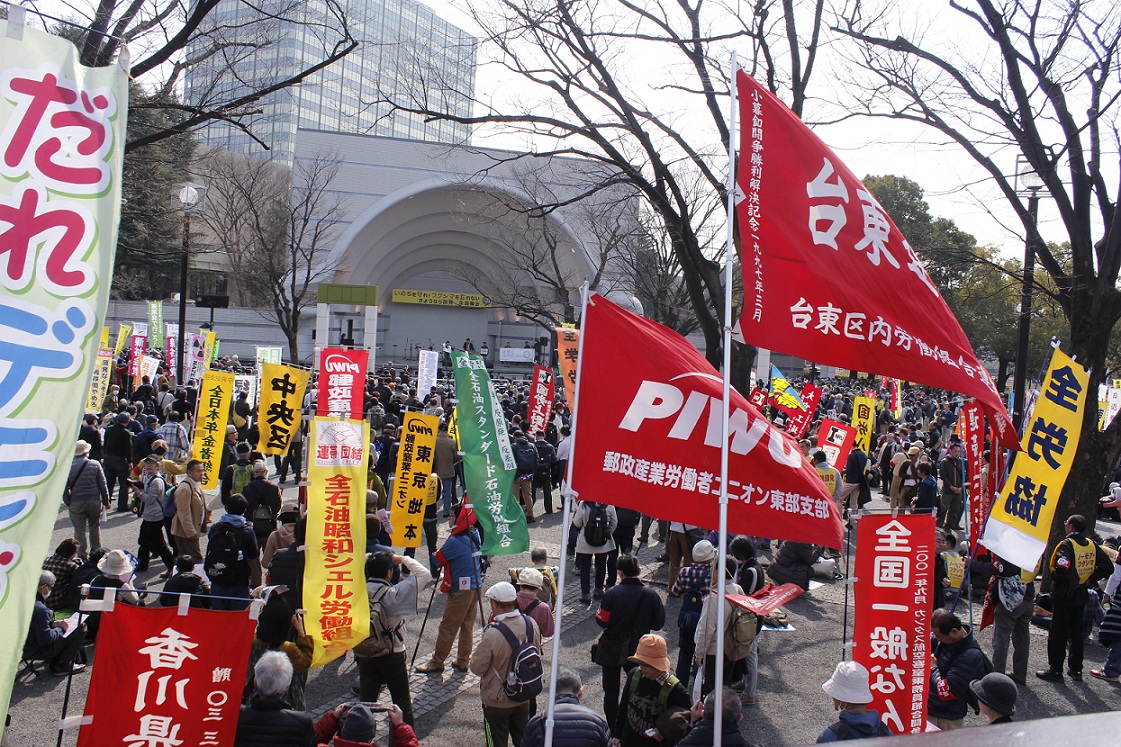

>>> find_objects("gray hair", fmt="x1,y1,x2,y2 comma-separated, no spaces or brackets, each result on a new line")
555,667,582,695
704,686,742,726
254,651,293,698
39,570,56,587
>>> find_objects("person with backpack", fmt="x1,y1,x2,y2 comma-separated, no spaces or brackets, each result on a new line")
353,550,433,726
613,505,642,557
470,581,542,747
204,493,261,611
572,500,618,604
222,442,254,507
928,608,986,730
532,430,556,514
130,455,175,577
694,561,750,697
514,568,555,638
669,540,714,682
510,430,539,523
816,661,891,742
243,460,282,553
613,634,691,747
730,537,765,706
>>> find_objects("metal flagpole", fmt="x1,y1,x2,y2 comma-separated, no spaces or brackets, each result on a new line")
544,281,591,747
714,51,739,747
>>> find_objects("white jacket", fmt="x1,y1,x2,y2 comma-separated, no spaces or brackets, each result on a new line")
572,501,618,554
694,581,743,658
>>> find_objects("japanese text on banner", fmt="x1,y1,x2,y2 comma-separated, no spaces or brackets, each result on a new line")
317,347,368,420
114,323,132,356
255,346,283,407
556,327,579,407
390,412,440,548
258,362,309,456
960,403,987,548
852,396,876,454
305,417,370,667
853,514,935,734
147,300,163,340
784,383,822,440
526,365,554,437
86,350,114,412
191,370,235,490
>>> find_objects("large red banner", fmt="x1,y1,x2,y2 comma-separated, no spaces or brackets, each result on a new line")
78,604,255,747
727,583,804,616
785,383,822,439
853,513,935,735
129,334,147,380
570,294,844,549
526,364,554,437
317,347,368,419
816,418,855,469
734,70,1016,449
961,403,987,548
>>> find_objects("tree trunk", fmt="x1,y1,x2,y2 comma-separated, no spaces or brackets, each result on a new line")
996,357,1011,395
730,342,756,398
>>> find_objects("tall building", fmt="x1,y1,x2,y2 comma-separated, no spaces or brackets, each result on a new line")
184,0,476,162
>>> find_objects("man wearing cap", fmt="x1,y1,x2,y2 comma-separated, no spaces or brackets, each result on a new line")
471,581,542,747
67,440,109,558
669,539,714,681
24,571,87,676
613,634,690,747
970,672,1017,724
416,504,483,674
514,568,555,638
102,411,134,512
817,661,890,741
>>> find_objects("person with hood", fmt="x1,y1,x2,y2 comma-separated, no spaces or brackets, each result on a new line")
66,440,109,558
313,703,418,747
415,503,483,673
970,672,1017,725
204,493,262,610
816,661,891,741
234,651,316,747
262,501,300,567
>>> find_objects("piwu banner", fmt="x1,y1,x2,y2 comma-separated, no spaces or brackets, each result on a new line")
191,370,235,490
556,327,579,406
852,396,876,453
258,362,309,456
733,69,1017,449
76,604,253,747
306,417,370,667
147,300,163,339
853,514,935,735
87,350,114,412
785,383,822,440
570,294,843,550
389,412,440,548
961,402,987,549
317,347,368,420
816,418,856,470
0,22,127,739
981,350,1089,570
451,352,529,555
526,365,555,437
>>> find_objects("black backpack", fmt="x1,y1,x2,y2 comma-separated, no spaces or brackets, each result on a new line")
204,523,242,582
494,615,543,702
583,503,610,546
677,585,706,629
513,440,537,474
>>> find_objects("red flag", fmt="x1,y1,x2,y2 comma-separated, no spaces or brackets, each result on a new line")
526,364,555,437
571,294,843,549
816,418,856,469
317,347,368,419
961,403,988,548
726,583,804,616
734,69,1016,449
78,604,255,747
784,383,822,439
748,387,768,409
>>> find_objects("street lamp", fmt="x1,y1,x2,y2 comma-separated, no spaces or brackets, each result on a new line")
1012,156,1045,432
176,183,203,385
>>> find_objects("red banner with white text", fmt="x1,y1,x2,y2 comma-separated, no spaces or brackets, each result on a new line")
570,294,843,549
317,348,368,420
784,383,821,440
816,418,856,470
77,604,254,747
526,365,555,437
853,513,935,735
748,387,768,410
733,69,1016,450
726,583,804,616
961,403,987,548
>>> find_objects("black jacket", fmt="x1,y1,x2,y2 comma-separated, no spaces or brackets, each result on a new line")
520,694,611,747
233,696,316,747
678,718,755,746
594,578,665,667
767,542,821,590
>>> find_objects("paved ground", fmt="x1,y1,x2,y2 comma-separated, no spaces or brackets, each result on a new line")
7,484,1121,746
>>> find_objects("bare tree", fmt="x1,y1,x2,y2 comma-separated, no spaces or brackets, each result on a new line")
366,0,827,369
835,0,1121,542
195,151,345,361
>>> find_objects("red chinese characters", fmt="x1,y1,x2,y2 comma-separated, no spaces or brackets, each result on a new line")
319,473,357,646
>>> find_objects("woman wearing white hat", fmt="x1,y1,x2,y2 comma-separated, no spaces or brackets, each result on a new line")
817,661,891,741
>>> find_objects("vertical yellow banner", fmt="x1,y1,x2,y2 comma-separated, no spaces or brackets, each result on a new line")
191,370,235,490
852,395,876,453
258,362,310,455
86,351,114,412
113,323,131,356
389,413,440,547
202,329,217,367
305,417,370,667
100,326,110,349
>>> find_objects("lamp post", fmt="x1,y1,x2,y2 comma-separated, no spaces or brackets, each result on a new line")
1012,157,1044,432
177,184,202,385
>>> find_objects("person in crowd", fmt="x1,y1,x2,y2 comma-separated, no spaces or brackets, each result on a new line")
510,547,558,609
938,441,965,529
23,571,86,676
268,518,307,599
262,501,300,568
520,667,611,747
243,587,313,709
510,430,539,523
512,567,555,638
572,500,618,604
66,440,109,558
434,421,458,517
223,442,255,507
677,687,757,747
78,413,102,461
766,540,822,590
101,412,133,512
694,560,744,697
234,651,316,747
971,552,1032,685
928,609,985,730
158,554,210,608
533,430,556,514
354,551,433,725
313,703,418,747
816,661,890,741
416,504,483,673
86,549,143,638
204,493,261,611
594,554,666,729
170,459,206,561
729,536,764,705
970,672,1017,725
471,581,542,746
130,454,175,577
133,415,162,461
663,522,697,588
59,548,108,611
243,460,282,551
613,634,691,747
670,539,714,681
41,538,81,611
912,462,939,515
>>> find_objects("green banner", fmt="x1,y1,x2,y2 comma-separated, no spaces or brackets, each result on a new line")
451,352,528,554
0,22,128,738
147,300,163,341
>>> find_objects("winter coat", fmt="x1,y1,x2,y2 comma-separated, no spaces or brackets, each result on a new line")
470,609,541,708
928,631,985,721
262,524,296,567
679,718,754,746
67,456,108,505
312,710,419,747
520,693,611,747
594,578,665,667
816,710,889,742
233,695,316,747
139,472,167,522
694,582,743,658
767,542,821,590
572,502,618,555
170,477,204,539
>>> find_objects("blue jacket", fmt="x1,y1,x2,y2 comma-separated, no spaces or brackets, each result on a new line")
438,530,481,589
816,710,888,742
24,597,62,658
914,475,938,513
520,694,611,747
928,631,985,720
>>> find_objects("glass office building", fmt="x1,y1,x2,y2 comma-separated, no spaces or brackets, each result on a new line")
184,0,477,162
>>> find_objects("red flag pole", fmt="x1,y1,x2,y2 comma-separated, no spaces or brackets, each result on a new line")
714,50,739,747
544,282,590,747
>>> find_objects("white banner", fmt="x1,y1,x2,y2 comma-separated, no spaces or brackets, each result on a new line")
499,347,535,363
417,349,438,398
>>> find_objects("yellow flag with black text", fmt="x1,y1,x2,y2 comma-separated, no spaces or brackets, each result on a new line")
852,396,876,453
191,370,235,490
258,362,309,456
389,412,440,548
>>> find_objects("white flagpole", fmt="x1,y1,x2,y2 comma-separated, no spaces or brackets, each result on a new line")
544,281,591,747
714,52,739,747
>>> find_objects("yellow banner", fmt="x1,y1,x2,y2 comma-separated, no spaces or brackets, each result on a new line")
391,288,491,307
388,413,440,547
100,326,110,350
556,328,580,406
981,349,1088,570
113,323,131,356
191,370,235,490
258,363,310,456
305,417,370,667
852,396,876,454
945,551,965,588
446,406,461,447
201,329,217,367
86,351,114,412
